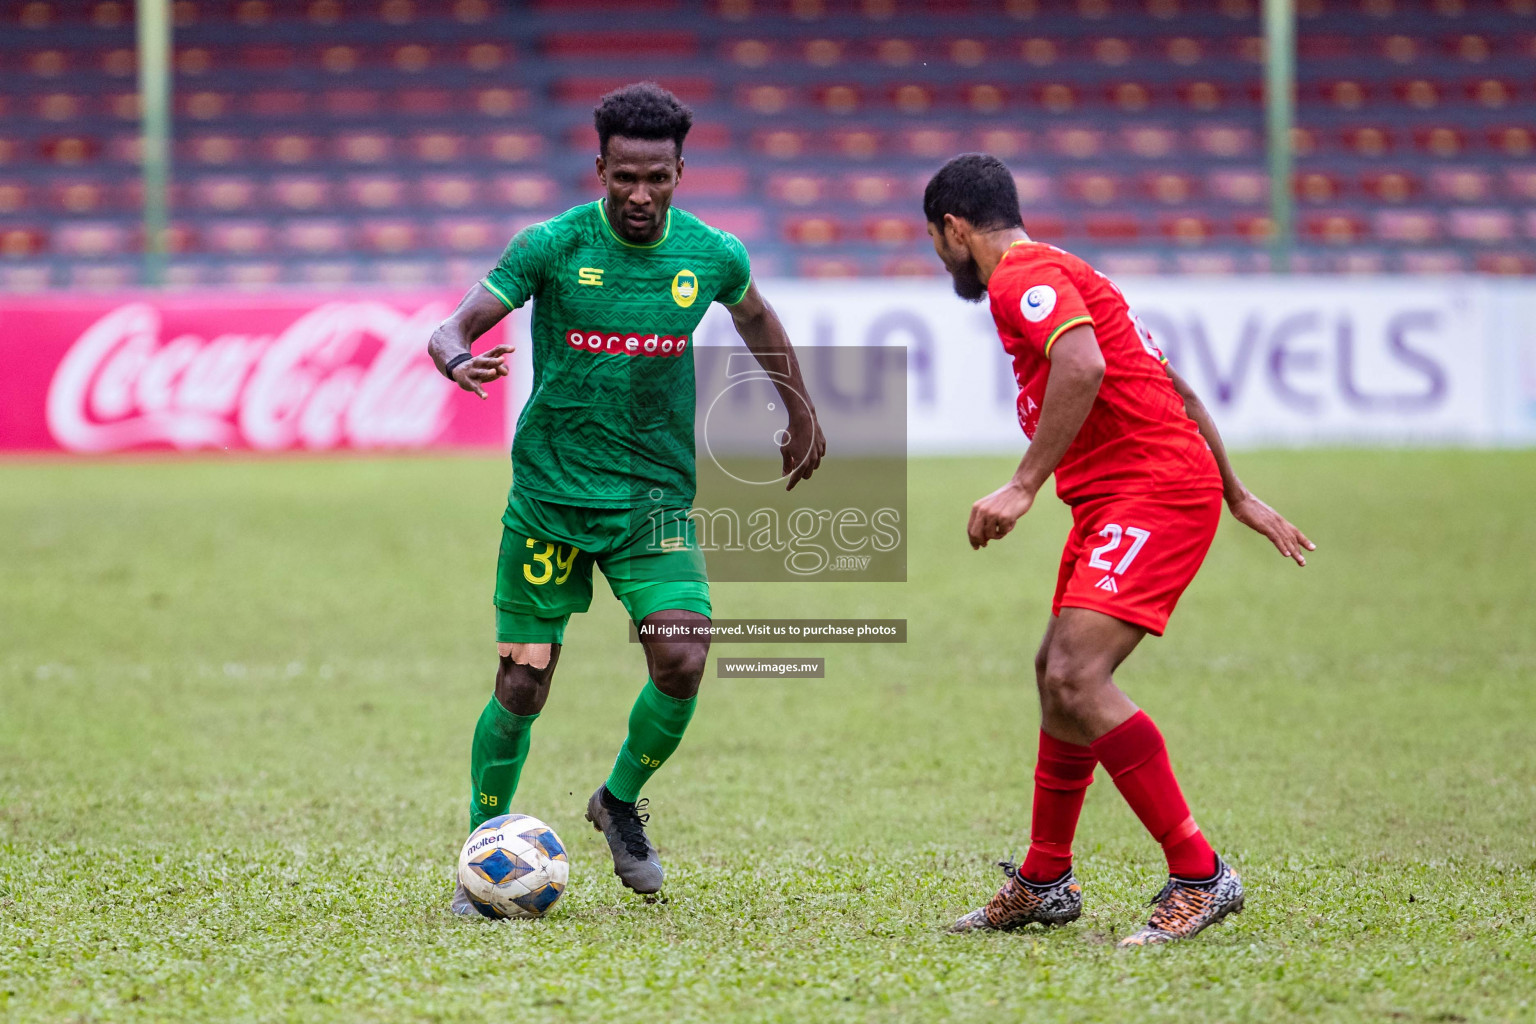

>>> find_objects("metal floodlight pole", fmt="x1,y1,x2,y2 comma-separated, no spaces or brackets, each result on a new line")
1264,0,1296,272
137,0,172,287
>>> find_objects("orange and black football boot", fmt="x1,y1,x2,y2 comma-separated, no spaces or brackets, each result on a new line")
950,862,1083,932
1119,856,1244,947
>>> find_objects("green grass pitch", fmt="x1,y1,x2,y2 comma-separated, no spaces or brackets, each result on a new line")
2,451,1534,1022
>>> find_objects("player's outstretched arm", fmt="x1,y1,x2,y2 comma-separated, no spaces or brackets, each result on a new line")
725,281,827,490
968,324,1105,550
1164,364,1316,567
427,283,515,400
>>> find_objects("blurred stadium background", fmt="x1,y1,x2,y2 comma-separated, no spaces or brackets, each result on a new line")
3,0,1535,290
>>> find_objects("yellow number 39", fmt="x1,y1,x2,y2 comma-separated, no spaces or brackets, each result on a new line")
523,538,578,586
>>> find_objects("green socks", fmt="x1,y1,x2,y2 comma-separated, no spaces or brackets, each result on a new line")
469,696,539,830
605,680,698,803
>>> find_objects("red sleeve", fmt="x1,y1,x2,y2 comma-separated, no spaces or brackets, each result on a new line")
991,258,1095,358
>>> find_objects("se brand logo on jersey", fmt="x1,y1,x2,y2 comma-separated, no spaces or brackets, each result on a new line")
671,269,698,308
1021,285,1057,323
578,267,603,286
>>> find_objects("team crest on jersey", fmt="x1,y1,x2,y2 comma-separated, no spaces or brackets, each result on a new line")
1022,285,1057,323
671,269,698,308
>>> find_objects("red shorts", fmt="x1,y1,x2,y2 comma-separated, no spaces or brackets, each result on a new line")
1052,489,1222,636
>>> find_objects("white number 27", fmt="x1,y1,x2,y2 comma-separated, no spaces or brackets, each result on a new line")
1087,524,1152,575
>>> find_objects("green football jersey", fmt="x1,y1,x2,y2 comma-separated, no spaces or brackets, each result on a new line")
481,200,751,509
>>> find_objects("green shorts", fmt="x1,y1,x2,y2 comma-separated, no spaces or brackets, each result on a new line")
493,494,711,645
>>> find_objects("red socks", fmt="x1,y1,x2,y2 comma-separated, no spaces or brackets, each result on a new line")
1020,730,1098,883
1090,710,1217,879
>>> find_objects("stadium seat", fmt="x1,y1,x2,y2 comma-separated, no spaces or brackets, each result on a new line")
187,134,245,166
483,133,541,164
1192,125,1256,159
421,175,480,209
283,218,352,254
261,134,320,165
488,174,557,209
1297,172,1343,203
542,32,698,60
881,255,940,276
1476,252,1536,274
796,255,864,278
435,217,498,253
784,216,843,246
1413,127,1464,157
1430,167,1492,202
898,128,959,159
1361,171,1420,202
1447,209,1515,243
323,89,383,119
190,176,257,212
1303,212,1366,245
863,216,920,245
204,220,274,255
1400,250,1467,273
1160,214,1215,245
753,129,810,160
336,133,394,166
1490,126,1533,158
1505,169,1536,202
1122,126,1179,159
1085,214,1144,242
974,127,1030,157
1069,173,1122,206
249,90,308,118
270,175,332,212
344,174,406,210
1374,209,1441,243
398,89,453,117
680,165,749,198
830,129,883,159
1048,128,1106,159
359,219,420,254
841,173,905,206
1146,172,1196,204
411,133,468,164
0,227,49,259
42,137,99,166
0,181,27,214
686,206,765,241
1013,171,1053,206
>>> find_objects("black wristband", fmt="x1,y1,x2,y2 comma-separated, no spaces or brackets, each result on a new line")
443,352,473,381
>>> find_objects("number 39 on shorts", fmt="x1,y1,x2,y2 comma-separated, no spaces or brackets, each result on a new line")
523,538,579,586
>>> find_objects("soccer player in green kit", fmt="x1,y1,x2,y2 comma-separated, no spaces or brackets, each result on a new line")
427,83,826,906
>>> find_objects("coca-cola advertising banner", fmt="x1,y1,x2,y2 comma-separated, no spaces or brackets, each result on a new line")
0,294,507,454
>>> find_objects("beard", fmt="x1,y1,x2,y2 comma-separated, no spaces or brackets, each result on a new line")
947,253,987,302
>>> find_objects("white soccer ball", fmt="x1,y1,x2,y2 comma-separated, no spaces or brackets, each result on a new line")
457,813,569,919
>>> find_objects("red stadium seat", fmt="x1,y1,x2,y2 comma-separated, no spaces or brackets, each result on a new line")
724,39,777,68
767,173,829,207
1343,126,1394,157
1084,214,1143,242
1505,168,1536,202
1296,172,1343,203
345,174,407,209
411,132,468,164
323,89,383,118
1447,209,1515,243
1466,78,1516,109
240,43,296,71
1069,172,1122,206
830,129,883,159
1299,34,1354,60
421,174,480,209
1413,127,1465,157
359,219,420,254
474,88,528,118
817,85,864,115
483,133,542,164
1145,172,1196,204
0,180,27,214
783,216,843,246
1091,36,1138,66
963,84,1008,115
34,93,83,123
223,263,286,288
752,129,810,160
1048,127,1106,159
190,175,257,212
1013,171,1053,206
556,77,713,106
738,85,796,115
205,220,274,255
543,31,698,59
890,84,938,115
294,262,355,286
186,134,246,166
336,133,394,165
1122,126,1179,158
680,165,749,198
1160,215,1215,246
841,173,905,206
1192,124,1256,159
1232,214,1274,243
270,175,332,212
974,127,1030,157
1475,253,1536,275
1303,212,1366,245
1173,252,1239,274
283,218,352,254
1164,36,1205,66
390,44,437,74
1430,167,1492,202
463,42,511,73
1108,82,1157,112
398,89,453,117
1361,171,1420,202
1032,83,1079,113
181,91,234,121
1400,251,1467,273
686,206,765,241
946,38,990,67
863,216,920,245
41,136,99,166
249,90,308,118
898,127,959,158
1489,125,1534,158
797,256,863,279
1374,209,1442,243
0,226,49,259
1394,78,1441,110
881,255,941,277
436,217,499,253
1178,81,1228,112
489,174,558,209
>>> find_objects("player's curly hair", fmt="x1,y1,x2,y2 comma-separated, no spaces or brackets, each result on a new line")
923,153,1024,232
593,82,694,157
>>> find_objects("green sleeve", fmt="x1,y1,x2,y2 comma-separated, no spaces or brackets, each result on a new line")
716,230,753,306
481,223,552,311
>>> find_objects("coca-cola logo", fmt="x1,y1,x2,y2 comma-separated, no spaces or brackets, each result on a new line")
46,301,460,452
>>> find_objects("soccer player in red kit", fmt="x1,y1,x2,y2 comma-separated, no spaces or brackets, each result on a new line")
925,155,1314,946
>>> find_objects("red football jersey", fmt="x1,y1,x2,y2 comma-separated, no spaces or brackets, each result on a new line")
987,240,1220,503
